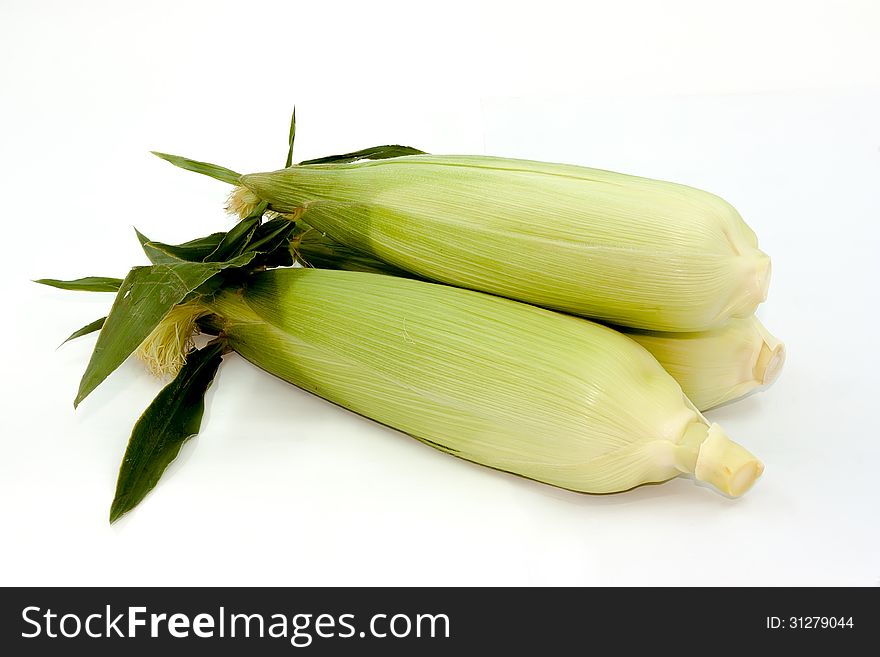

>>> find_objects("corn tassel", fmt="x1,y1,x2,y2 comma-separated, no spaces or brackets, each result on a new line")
136,301,210,377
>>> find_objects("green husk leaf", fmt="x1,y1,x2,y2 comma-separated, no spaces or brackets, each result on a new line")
135,216,291,271
285,107,296,168
249,219,299,269
151,151,242,185
135,228,227,265
60,317,106,347
35,277,123,293
204,216,261,262
293,227,413,277
109,340,225,523
298,145,425,165
247,216,298,254
75,262,231,407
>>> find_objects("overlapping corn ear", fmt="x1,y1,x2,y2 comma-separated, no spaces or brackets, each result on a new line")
624,317,785,411
237,155,771,332
292,227,784,412
205,268,763,496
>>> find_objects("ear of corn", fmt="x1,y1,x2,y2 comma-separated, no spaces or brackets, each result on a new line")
205,267,762,496
237,155,771,332
624,317,785,411
292,228,785,411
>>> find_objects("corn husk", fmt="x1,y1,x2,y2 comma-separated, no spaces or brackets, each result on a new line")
292,227,784,411
206,268,763,496
624,317,785,411
238,155,771,332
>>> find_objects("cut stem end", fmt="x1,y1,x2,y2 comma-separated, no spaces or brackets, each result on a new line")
754,320,785,387
694,424,764,497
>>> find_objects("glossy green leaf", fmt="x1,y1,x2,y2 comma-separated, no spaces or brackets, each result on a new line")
135,228,226,265
204,215,261,262
151,151,241,185
299,145,425,165
136,215,298,277
247,216,298,254
75,263,220,408
109,341,225,523
75,249,260,408
35,277,123,292
134,228,184,266
59,317,106,347
285,107,296,168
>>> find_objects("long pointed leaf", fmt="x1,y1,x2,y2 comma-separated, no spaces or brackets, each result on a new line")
299,145,425,165
135,228,226,265
246,216,298,254
151,151,241,185
285,107,296,168
35,277,123,292
204,215,261,262
75,264,219,407
59,317,106,347
74,251,259,408
109,341,225,523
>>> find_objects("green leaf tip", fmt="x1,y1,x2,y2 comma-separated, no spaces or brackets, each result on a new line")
35,277,123,293
73,264,222,408
109,340,225,523
151,151,242,186
285,107,296,168
73,242,269,409
134,226,228,265
133,226,150,246
59,317,106,348
299,144,425,166
205,215,261,262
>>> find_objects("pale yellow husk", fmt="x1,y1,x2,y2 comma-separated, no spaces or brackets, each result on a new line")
622,316,785,411
235,155,771,332
205,268,763,496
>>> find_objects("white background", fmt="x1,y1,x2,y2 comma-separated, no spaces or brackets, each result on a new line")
1,0,878,586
